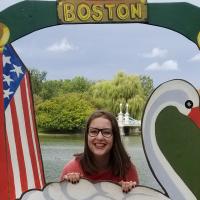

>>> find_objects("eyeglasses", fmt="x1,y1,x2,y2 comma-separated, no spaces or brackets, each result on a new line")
88,127,113,138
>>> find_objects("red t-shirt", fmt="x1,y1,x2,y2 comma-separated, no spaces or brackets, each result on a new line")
60,158,139,184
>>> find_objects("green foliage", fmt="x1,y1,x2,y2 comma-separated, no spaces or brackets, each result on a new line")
36,93,94,131
29,69,153,131
39,80,64,100
33,94,43,113
139,75,154,99
69,76,94,93
29,68,47,95
89,72,153,119
38,76,94,100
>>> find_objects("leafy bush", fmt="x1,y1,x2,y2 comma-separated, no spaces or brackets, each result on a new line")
36,93,94,131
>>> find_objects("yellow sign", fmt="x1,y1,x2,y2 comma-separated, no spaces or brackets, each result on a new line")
57,0,147,23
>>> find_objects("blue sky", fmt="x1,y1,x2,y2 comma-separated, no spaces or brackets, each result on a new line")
1,0,200,88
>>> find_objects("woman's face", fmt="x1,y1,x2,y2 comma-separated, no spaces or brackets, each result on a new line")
88,117,113,159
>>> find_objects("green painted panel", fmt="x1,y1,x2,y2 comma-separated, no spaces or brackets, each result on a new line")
156,106,200,199
0,1,57,43
148,3,200,46
0,1,200,46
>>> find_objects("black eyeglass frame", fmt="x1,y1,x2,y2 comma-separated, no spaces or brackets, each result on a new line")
88,127,113,138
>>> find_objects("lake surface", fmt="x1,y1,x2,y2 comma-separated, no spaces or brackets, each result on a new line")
39,134,163,192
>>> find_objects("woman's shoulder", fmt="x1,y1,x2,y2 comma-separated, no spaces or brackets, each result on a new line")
64,157,81,170
126,162,139,184
60,157,83,180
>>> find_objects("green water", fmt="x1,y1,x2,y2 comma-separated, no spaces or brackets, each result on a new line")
39,134,163,192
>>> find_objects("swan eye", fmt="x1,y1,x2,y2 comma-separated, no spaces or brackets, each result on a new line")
185,100,193,109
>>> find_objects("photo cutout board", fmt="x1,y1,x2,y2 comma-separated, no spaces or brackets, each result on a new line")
0,0,200,200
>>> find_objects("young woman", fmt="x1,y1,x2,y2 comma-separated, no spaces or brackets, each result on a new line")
60,110,139,193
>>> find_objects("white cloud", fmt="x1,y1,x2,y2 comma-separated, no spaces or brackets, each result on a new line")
143,48,168,58
189,53,200,61
145,60,178,71
46,38,77,52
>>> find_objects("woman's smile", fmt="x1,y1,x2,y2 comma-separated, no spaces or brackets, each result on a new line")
94,143,106,148
88,117,113,158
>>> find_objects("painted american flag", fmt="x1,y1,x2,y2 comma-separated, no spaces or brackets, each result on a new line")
0,44,45,199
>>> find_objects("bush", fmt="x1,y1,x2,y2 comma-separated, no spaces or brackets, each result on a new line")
36,93,94,131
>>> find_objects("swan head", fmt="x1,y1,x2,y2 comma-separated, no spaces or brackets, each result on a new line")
142,79,200,200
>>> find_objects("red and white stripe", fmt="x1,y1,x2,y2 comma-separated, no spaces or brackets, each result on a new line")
0,52,10,200
5,73,45,199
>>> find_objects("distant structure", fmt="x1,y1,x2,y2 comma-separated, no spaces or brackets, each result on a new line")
117,103,141,136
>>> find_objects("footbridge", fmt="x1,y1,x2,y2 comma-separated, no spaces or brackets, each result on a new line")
117,103,141,136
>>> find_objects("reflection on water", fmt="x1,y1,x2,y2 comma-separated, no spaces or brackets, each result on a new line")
39,134,163,192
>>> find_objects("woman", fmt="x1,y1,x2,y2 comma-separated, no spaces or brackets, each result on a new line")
60,110,139,193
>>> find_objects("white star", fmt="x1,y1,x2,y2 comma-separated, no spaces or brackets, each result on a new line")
10,64,23,77
3,55,11,66
3,74,14,86
4,88,13,99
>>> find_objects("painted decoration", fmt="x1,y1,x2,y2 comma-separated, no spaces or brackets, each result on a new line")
0,26,45,199
19,179,170,200
57,0,148,23
142,79,200,200
0,1,200,200
0,0,200,47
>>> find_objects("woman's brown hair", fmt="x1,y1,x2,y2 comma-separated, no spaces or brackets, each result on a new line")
78,110,132,178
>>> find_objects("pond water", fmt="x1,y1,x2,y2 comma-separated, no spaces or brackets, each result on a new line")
39,134,163,192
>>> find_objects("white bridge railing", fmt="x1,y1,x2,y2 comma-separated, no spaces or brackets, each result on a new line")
117,116,141,127
117,103,141,135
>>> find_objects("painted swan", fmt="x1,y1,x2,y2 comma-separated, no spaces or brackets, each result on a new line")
142,79,200,200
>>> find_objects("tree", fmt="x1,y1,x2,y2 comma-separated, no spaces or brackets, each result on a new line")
89,72,153,119
39,80,64,100
139,75,154,99
39,77,94,100
29,68,47,95
36,93,95,131
69,76,94,93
